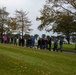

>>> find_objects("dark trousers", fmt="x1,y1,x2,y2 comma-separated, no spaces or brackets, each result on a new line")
49,44,51,51
53,45,58,52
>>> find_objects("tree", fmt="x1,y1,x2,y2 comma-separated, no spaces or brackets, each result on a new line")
15,10,32,37
37,0,76,44
0,7,9,42
7,17,19,33
55,13,76,43
47,0,76,17
71,33,76,43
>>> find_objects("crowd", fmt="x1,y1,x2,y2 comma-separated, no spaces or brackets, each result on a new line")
37,37,63,52
0,35,63,52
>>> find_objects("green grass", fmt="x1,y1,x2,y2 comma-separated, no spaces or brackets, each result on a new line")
35,42,76,52
0,44,76,75
62,44,76,52
50,43,76,52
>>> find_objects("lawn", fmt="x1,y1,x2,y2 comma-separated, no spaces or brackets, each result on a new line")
0,44,76,75
62,44,76,52
50,43,76,52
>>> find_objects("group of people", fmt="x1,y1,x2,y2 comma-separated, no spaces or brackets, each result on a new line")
53,38,63,52
25,37,63,52
14,37,25,46
26,37,35,47
37,37,63,52
0,35,63,52
0,36,25,46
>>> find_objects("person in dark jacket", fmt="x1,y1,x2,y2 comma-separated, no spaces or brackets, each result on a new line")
58,38,63,52
42,38,45,49
14,37,17,46
19,37,22,46
44,38,48,50
48,37,52,51
21,37,25,47
26,38,28,47
37,38,41,49
11,36,13,44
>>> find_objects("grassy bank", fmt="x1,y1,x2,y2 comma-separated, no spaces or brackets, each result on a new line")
0,44,76,75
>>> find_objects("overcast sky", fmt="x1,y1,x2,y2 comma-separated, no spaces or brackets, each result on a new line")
0,0,57,37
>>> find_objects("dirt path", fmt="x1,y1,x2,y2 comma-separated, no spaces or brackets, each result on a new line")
62,51,76,54
50,49,76,54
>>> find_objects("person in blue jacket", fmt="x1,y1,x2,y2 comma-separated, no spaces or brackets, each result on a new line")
31,37,35,48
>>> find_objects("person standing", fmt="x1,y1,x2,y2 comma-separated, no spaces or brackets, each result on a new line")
53,38,58,52
31,37,35,48
21,37,25,47
44,38,48,50
58,38,63,52
3,36,7,43
11,36,13,44
48,37,52,51
19,37,22,46
37,38,41,49
14,37,17,46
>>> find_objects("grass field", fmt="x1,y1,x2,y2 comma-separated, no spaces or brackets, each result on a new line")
0,44,76,75
62,44,76,52
51,43,76,52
